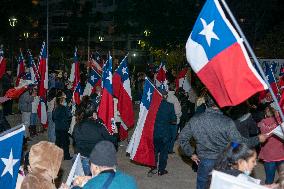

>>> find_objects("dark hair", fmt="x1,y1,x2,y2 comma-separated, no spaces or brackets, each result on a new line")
214,142,256,171
168,82,176,91
204,93,217,108
82,100,97,119
55,91,65,106
47,88,57,102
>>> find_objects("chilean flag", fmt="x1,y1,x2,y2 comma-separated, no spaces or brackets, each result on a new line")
69,48,80,89
5,79,33,99
0,48,7,79
265,62,279,96
126,78,162,166
155,62,168,90
16,52,25,86
98,56,115,134
83,68,101,96
37,42,48,127
113,56,134,128
175,68,191,92
73,82,83,105
27,50,40,84
186,0,267,107
89,52,103,74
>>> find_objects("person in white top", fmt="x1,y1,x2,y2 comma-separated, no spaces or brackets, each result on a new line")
167,83,182,153
30,87,39,137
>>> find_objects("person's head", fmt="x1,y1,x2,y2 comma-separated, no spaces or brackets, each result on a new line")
265,105,277,118
159,88,168,99
214,142,257,175
82,100,97,120
168,83,176,92
89,141,117,177
204,93,218,109
56,91,67,106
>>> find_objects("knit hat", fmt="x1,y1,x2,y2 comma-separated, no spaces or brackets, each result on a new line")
89,141,117,167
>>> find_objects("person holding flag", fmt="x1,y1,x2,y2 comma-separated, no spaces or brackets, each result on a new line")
97,55,116,134
113,55,135,141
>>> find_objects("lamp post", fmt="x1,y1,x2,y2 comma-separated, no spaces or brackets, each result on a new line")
9,17,17,72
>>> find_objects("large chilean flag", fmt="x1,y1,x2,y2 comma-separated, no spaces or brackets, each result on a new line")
126,78,162,166
97,56,115,134
113,56,134,128
38,42,48,127
83,68,101,97
0,48,7,79
186,0,267,107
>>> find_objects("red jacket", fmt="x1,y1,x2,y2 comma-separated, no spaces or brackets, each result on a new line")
258,117,284,162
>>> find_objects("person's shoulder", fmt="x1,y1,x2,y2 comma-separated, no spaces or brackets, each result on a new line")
115,171,137,187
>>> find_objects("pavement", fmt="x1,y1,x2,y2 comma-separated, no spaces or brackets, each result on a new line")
6,113,269,189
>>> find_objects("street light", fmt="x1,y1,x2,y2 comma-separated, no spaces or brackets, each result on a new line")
23,32,30,39
9,16,17,73
99,36,104,42
60,36,64,42
144,30,150,37
9,17,17,27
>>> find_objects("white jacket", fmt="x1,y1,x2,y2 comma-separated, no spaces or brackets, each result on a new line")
167,91,182,124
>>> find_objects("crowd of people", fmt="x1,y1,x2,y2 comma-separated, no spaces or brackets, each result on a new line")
1,65,284,189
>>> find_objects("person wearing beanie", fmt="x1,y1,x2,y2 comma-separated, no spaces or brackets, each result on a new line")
62,141,137,189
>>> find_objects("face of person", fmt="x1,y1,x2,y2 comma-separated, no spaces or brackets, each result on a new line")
238,151,257,175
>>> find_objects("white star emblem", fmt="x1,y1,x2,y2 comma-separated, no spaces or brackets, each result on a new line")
122,67,127,75
1,149,19,177
199,18,219,46
147,89,152,102
106,71,112,84
91,75,96,82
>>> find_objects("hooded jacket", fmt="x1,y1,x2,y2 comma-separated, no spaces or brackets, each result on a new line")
21,141,63,189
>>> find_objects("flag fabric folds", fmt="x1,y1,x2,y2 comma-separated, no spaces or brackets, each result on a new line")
113,56,134,128
0,125,25,189
89,52,103,74
69,48,80,89
37,42,48,128
186,0,267,107
27,51,40,84
16,52,25,86
0,48,7,79
5,79,33,99
175,68,191,92
73,82,83,105
126,78,162,166
83,68,101,97
97,56,115,134
155,62,168,90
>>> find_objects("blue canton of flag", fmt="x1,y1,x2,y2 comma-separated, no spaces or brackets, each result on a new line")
88,69,101,86
75,82,83,95
190,0,237,61
265,62,277,84
102,56,113,94
141,78,154,110
0,125,25,189
116,57,129,82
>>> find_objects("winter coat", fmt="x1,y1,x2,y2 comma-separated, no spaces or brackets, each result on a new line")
52,105,72,131
235,113,259,138
18,91,34,112
167,91,182,124
21,141,63,189
73,118,118,157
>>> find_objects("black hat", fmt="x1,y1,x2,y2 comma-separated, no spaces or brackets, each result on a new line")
89,141,117,167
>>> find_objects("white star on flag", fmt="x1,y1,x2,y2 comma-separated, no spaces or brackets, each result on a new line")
1,149,19,177
147,89,152,102
106,71,112,84
91,75,96,82
199,18,219,46
122,67,127,75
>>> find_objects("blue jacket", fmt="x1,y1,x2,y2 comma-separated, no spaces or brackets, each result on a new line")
80,170,137,189
154,99,176,138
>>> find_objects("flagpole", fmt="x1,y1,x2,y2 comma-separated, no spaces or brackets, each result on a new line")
46,0,49,91
220,0,284,132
